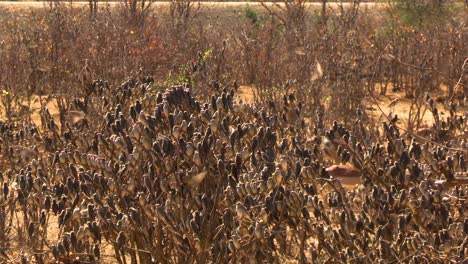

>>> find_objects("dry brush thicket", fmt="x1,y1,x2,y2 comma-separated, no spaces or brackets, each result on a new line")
0,1,467,264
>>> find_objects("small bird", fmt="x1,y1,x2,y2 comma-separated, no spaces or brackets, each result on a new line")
326,164,361,187
66,110,87,125
236,202,251,221
183,170,207,187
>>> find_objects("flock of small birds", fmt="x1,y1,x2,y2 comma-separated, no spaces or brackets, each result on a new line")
0,77,467,264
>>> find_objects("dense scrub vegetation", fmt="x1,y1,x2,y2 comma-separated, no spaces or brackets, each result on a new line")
0,0,466,263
